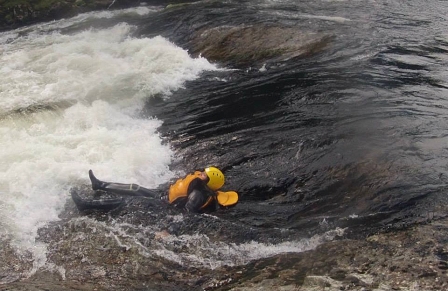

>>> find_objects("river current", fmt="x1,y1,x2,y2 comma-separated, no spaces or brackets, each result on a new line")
1,0,448,288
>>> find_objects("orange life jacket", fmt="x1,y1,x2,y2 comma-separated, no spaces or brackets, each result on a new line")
168,171,214,209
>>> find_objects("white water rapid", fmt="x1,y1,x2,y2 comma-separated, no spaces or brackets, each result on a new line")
0,7,217,265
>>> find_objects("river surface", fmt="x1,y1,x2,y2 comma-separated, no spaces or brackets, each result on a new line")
1,0,448,288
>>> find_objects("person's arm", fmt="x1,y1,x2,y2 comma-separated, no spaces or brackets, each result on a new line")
185,178,214,213
185,189,206,212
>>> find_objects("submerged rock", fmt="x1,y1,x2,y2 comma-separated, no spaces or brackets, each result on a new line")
3,206,448,290
189,25,331,67
204,218,448,291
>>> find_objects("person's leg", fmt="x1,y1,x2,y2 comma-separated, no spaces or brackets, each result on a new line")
89,170,158,197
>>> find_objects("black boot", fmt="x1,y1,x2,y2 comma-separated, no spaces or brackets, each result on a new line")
89,169,106,190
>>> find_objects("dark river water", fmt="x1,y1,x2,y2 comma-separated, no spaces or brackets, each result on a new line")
144,0,448,232
2,0,448,288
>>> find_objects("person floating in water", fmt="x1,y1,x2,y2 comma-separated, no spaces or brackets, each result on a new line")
83,167,238,213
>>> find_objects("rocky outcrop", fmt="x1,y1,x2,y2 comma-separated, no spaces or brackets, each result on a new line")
0,0,191,32
3,214,448,290
0,0,109,31
204,218,448,291
190,25,331,67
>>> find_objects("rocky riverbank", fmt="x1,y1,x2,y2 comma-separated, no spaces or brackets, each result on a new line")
220,218,448,291
2,214,448,290
0,0,193,32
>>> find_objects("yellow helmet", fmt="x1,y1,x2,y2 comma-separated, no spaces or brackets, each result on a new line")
204,167,225,190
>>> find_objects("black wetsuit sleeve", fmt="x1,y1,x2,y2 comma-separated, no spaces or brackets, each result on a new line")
185,178,215,213
185,190,206,213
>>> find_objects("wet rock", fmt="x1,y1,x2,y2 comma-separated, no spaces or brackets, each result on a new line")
0,0,106,31
4,217,448,290
329,268,347,281
302,276,342,291
225,278,299,291
0,0,193,32
6,183,448,291
345,273,375,287
190,25,331,68
0,272,21,285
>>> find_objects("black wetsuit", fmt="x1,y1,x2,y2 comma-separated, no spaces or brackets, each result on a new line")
88,170,217,213
170,177,217,213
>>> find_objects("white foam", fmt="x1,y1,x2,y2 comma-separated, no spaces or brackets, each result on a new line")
1,23,217,115
148,228,345,269
0,102,171,252
258,7,351,23
67,217,345,270
298,14,351,23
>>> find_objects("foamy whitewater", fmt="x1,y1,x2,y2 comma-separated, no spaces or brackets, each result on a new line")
0,7,216,263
